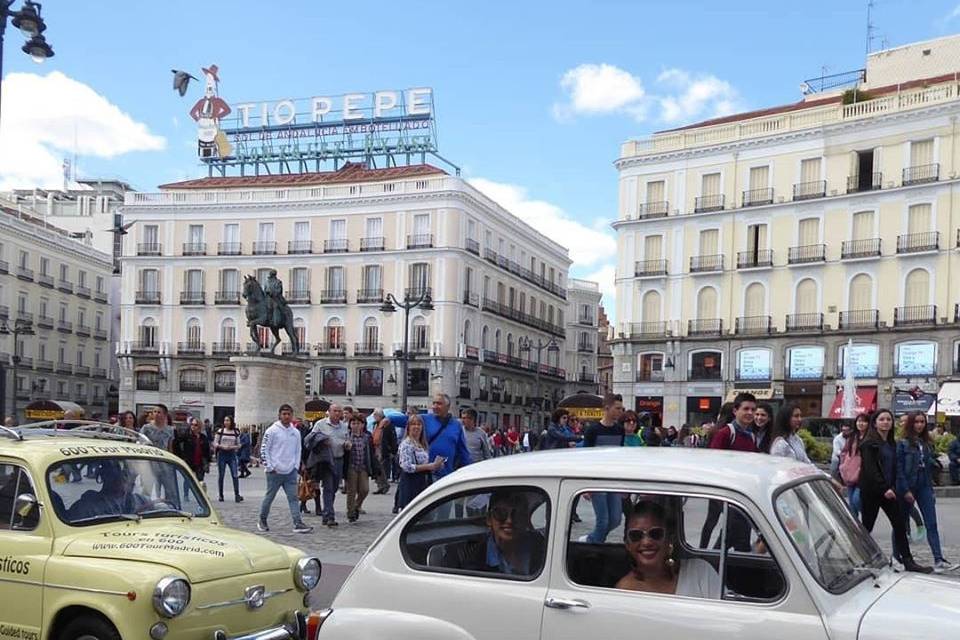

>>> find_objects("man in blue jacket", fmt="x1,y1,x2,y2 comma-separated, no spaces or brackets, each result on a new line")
424,393,472,480
949,436,960,486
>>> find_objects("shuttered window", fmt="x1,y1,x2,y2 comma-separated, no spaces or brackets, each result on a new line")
749,165,769,190
744,283,765,316
851,211,873,240
697,287,717,319
848,274,872,310
746,224,767,252
699,229,719,255
644,235,663,260
795,279,817,314
798,218,820,245
907,203,931,234
799,158,821,183
910,139,934,166
642,290,662,322
645,180,665,204
701,172,721,196
904,269,929,307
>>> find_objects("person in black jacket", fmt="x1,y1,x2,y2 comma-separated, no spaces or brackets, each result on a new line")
175,418,211,494
859,409,931,573
377,416,399,494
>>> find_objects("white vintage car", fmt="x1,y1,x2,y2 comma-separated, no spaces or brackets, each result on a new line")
307,447,960,640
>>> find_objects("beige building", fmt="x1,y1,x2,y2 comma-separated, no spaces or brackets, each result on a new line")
613,34,960,427
118,163,574,427
0,203,115,422
563,278,601,396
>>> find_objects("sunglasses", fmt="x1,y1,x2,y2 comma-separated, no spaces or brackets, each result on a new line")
489,505,528,523
625,527,666,543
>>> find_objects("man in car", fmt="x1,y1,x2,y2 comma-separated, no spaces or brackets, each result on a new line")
67,462,149,520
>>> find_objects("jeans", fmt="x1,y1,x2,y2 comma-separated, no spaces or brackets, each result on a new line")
321,457,343,520
951,461,960,484
217,452,240,498
587,493,623,543
861,490,912,562
258,469,302,526
847,486,862,521
904,478,945,563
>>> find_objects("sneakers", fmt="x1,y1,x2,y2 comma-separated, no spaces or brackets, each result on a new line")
934,559,960,574
257,520,269,532
912,525,927,543
577,534,590,543
326,519,339,528
293,522,313,534
235,495,244,503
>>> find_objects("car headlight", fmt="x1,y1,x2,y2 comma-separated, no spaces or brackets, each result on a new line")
153,577,191,618
293,557,321,592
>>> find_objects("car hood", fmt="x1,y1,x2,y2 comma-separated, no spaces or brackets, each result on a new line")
859,574,960,639
60,522,292,582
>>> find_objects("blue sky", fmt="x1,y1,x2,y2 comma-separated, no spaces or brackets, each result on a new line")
2,0,960,308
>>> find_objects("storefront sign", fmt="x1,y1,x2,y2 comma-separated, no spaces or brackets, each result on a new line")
839,344,879,378
737,349,771,381
895,342,937,376
788,346,824,380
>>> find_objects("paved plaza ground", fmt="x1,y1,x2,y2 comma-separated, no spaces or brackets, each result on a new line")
213,466,960,608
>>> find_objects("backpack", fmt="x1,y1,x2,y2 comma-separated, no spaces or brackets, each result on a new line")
839,444,861,486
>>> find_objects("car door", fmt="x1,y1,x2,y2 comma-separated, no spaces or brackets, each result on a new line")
0,460,52,639
539,479,830,640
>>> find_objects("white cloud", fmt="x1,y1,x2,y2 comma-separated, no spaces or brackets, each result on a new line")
580,263,616,311
0,71,166,189
943,4,960,22
468,177,616,269
552,63,648,122
656,68,741,124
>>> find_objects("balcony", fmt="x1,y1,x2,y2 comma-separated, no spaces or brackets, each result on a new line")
736,250,774,269
577,313,595,326
136,374,160,391
407,234,434,249
634,259,668,277
35,359,53,371
465,238,480,255
481,248,567,300
792,180,826,201
405,286,432,300
180,291,205,305
287,290,311,304
688,318,723,336
93,328,108,341
252,241,277,255
897,231,940,254
894,305,937,327
902,163,939,186
212,342,241,356
320,289,347,304
0,305,7,320
214,379,236,393
626,322,668,338
577,372,598,384
76,324,91,337
839,309,879,330
55,362,72,375
742,187,774,207
316,343,346,357
16,310,33,324
735,315,772,335
0,260,7,274
281,343,311,355
182,242,207,256
323,238,349,253
410,343,431,356
36,315,54,329
288,240,313,255
130,341,159,354
786,312,824,332
694,194,725,213
180,379,206,393
360,236,385,252
94,290,108,303
354,342,383,356
135,290,161,305
75,364,91,377
16,266,34,281
461,290,479,307
215,290,241,305
92,368,107,379
638,201,669,219
353,288,382,304
136,243,162,256
177,342,206,355
847,172,882,193
636,369,664,382
481,297,565,337
218,242,242,256
57,320,73,333
37,273,54,288
841,238,882,259
76,285,91,299
787,244,826,264
577,341,595,353
57,280,74,294
689,366,722,381
690,254,724,273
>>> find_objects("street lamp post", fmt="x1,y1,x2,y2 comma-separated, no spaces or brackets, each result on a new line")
380,289,434,411
0,318,36,423
519,336,559,429
0,1,54,122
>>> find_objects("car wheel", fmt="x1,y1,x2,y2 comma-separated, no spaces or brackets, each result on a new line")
58,614,122,640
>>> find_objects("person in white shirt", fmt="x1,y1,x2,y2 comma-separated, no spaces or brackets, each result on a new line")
769,405,812,463
257,404,312,533
830,422,853,479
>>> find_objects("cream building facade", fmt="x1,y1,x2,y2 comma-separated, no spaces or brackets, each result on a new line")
564,278,601,396
613,35,960,428
0,204,115,422
118,163,574,427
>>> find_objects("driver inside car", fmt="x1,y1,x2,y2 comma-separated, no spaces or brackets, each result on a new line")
445,489,546,576
66,462,150,520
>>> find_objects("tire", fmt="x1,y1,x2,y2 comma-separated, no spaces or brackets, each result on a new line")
58,614,121,640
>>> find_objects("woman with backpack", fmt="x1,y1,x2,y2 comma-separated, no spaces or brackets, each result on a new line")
213,415,243,502
897,412,958,574
839,413,870,519
859,409,931,573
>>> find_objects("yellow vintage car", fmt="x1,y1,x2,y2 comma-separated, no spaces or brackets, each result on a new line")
0,421,320,640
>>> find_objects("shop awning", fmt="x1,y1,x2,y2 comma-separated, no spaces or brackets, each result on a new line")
828,387,877,419
23,400,86,421
930,381,960,416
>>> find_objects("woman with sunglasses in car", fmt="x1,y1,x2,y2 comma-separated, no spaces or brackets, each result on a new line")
616,500,720,598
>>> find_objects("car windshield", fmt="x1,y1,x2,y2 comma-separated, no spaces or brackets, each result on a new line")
47,457,210,526
774,478,884,593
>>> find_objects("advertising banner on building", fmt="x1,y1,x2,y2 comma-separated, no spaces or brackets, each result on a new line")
839,343,879,378
893,387,936,414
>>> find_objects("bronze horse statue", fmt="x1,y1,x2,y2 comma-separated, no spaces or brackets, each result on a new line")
242,274,299,354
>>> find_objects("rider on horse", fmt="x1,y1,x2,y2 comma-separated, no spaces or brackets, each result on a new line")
264,269,287,328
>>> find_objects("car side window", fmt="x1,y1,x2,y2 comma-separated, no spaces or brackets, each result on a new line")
0,463,40,531
568,491,785,603
401,486,550,581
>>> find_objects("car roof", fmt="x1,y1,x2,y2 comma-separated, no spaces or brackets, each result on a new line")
0,435,174,469
443,448,821,502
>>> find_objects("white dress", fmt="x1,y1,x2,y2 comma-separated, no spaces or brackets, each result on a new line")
770,433,811,463
675,557,722,599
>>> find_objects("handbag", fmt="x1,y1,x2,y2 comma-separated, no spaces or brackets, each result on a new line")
839,446,861,486
297,473,314,502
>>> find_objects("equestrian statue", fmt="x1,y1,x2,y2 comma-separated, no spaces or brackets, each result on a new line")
242,270,300,354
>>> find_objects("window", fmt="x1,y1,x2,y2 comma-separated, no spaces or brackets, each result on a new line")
904,268,930,307
290,267,309,293
363,265,382,292
907,203,931,234
641,290,661,323
321,367,347,395
787,346,825,380
737,348,772,381
365,217,383,238
701,172,721,196
690,351,722,380
412,319,429,351
406,368,430,396
799,157,821,183
139,319,157,347
184,269,203,293
139,268,159,292
362,319,379,346
401,486,550,580
696,287,717,319
39,257,49,276
95,276,104,294
357,368,383,395
838,343,879,378
748,165,769,190
909,138,934,167
329,218,346,240
188,224,204,245
135,370,160,391
413,213,430,236
848,274,873,310
638,353,663,381
698,229,718,256
294,221,310,241
567,491,785,603
645,180,665,204
186,319,201,346
409,263,430,293
326,266,344,291
795,278,818,315
851,211,874,240
797,218,819,245
743,283,765,316
214,369,236,393
59,263,69,281
325,319,343,348
257,222,275,242
895,341,937,376
220,268,240,293
0,464,40,530
179,369,206,392
143,224,159,246
18,250,28,269
220,318,236,344
223,223,239,244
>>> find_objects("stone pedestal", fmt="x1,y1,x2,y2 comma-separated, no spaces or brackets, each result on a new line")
230,355,310,427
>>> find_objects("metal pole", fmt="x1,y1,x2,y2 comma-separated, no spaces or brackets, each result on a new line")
0,2,9,126
400,296,411,412
535,343,542,430
10,346,18,424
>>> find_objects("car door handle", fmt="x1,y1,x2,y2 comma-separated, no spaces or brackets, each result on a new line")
544,597,591,610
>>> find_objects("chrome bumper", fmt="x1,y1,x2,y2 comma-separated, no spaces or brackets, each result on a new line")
213,612,306,640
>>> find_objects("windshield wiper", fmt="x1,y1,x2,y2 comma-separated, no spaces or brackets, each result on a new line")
825,565,879,591
69,512,142,525
139,508,194,520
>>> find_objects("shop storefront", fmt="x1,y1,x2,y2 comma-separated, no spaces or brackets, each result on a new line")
784,382,823,417
685,395,721,427
636,396,663,427
827,387,878,419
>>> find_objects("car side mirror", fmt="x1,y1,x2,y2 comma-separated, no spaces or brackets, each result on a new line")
14,493,40,519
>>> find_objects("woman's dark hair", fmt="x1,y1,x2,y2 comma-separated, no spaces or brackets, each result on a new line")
756,403,774,421
222,415,235,429
624,500,678,572
717,402,735,427
622,410,638,423
120,410,136,427
772,404,800,442
902,411,931,445
550,408,569,424
864,409,896,445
